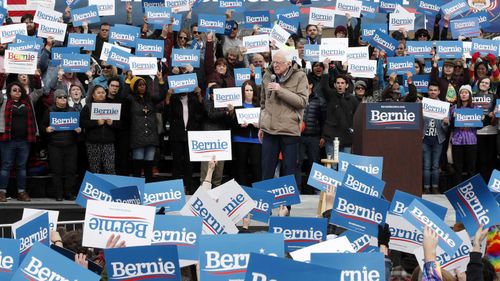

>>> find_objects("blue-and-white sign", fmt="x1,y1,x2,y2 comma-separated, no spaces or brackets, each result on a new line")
387,56,416,75
76,171,116,208
71,5,100,27
219,0,244,11
171,49,201,68
361,24,388,42
269,217,327,252
311,252,386,281
436,41,463,59
49,112,79,131
145,6,171,25
60,53,90,73
12,212,50,262
338,152,383,179
450,17,481,39
51,47,79,67
0,238,20,279
234,67,262,86
406,41,433,59
108,46,134,71
95,174,145,196
307,162,343,192
368,30,398,57
244,11,271,28
275,6,300,20
366,103,421,130
242,187,274,223
361,1,379,19
135,38,164,58
417,0,441,16
111,185,141,205
379,0,403,13
441,0,470,19
339,230,378,253
197,14,226,34
67,33,97,51
488,169,500,194
404,74,430,94
253,175,301,207
277,17,299,34
303,44,320,62
454,108,483,127
168,73,198,94
109,24,140,48
390,190,447,219
472,38,500,56
342,165,385,198
143,179,185,212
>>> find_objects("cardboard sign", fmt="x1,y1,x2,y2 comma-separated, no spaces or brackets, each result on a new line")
200,234,284,281
49,112,79,131
275,6,300,20
234,67,262,86
450,17,481,39
454,108,483,127
100,42,131,61
307,162,343,192
304,44,320,62
208,179,256,223
361,1,379,19
171,48,201,68
213,87,243,108
329,187,389,236
342,165,385,198
488,169,500,193
368,30,398,57
417,0,441,16
472,38,500,56
143,179,185,212
406,41,433,59
109,24,140,48
179,187,239,235
387,55,416,75
76,171,116,208
22,209,59,232
0,23,27,44
319,38,348,62
290,236,355,263
198,14,226,34
379,0,403,13
111,186,141,205
386,213,424,254
366,103,421,130
11,243,99,281
253,175,301,207
308,7,335,27
348,59,377,78
152,215,202,267
361,24,388,42
441,0,470,19
338,152,383,179
107,46,134,71
422,98,450,120
346,46,369,61
90,103,122,121
67,33,97,51
12,212,50,262
339,230,378,253
188,130,232,161
164,0,190,12
34,7,62,23
390,190,448,219
445,174,500,235
136,38,164,58
436,41,463,59
89,0,115,16
0,238,20,279
129,56,158,76
473,94,494,114
104,245,180,281
83,200,156,248
60,53,90,73
389,11,415,31
71,5,100,26
242,34,270,54
168,73,198,94
49,246,101,276
403,199,462,253
311,252,386,281
4,50,37,75
95,174,145,197
242,187,274,223
270,24,290,49
404,74,430,94
335,0,362,18
37,20,67,42
269,217,327,252
244,253,339,281
244,11,271,28
144,6,171,25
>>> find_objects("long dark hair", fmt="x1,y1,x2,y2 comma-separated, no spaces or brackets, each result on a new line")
241,80,260,106
6,82,27,100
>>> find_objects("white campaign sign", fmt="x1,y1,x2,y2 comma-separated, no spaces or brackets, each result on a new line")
22,208,60,232
386,213,424,254
290,236,355,263
208,179,256,223
271,49,300,63
422,98,450,120
319,38,348,62
188,130,232,161
180,187,239,235
89,0,115,16
346,46,369,61
83,200,156,248
4,50,38,75
309,7,335,27
335,0,362,18
90,103,122,120
34,7,63,24
242,34,270,54
37,19,67,42
213,87,243,108
129,56,158,75
389,11,415,31
348,59,377,78
236,108,260,124
0,23,27,44
100,42,131,61
270,24,291,49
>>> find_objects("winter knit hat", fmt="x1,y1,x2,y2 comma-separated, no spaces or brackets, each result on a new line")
354,80,367,89
53,89,68,102
129,76,146,92
459,84,472,95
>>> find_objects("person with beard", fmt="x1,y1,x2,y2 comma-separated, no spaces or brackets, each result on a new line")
92,23,110,60
304,24,322,45
21,14,36,36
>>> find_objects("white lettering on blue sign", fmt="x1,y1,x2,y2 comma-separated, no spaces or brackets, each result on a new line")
0,252,14,271
457,183,490,224
173,53,198,61
370,110,416,123
409,206,456,248
340,268,380,280
456,113,481,121
152,227,197,244
170,78,197,88
143,189,182,205
246,15,269,23
138,44,162,53
111,32,134,42
19,227,48,253
73,10,98,21
22,257,68,281
82,182,112,201
372,34,395,51
337,197,384,223
110,258,176,279
254,199,270,213
199,19,224,28
344,174,379,197
51,117,78,126
272,227,322,241
312,170,341,187
443,2,467,15
69,37,93,46
62,59,89,67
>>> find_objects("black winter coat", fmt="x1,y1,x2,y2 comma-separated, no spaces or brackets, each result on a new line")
165,94,204,142
302,91,326,136
80,102,120,144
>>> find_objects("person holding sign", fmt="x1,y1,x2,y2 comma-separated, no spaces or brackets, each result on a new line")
470,52,499,92
42,90,81,201
205,32,236,89
430,54,469,103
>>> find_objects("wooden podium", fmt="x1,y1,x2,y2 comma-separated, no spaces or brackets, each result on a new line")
352,103,423,200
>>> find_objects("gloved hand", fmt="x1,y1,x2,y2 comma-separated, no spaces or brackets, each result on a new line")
486,53,497,67
378,223,391,247
471,52,481,64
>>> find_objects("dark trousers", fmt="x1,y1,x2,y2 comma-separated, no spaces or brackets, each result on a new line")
477,134,496,182
171,141,194,194
115,130,130,176
296,135,320,192
261,133,299,180
48,144,77,197
234,142,261,186
452,144,477,186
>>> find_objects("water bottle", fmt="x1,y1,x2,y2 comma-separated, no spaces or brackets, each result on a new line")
333,137,339,162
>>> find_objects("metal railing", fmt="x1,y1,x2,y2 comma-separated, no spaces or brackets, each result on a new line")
0,220,84,238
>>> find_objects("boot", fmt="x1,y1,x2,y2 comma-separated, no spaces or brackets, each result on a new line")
132,160,144,178
143,161,154,183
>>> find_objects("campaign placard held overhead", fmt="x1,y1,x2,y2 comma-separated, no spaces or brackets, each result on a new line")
188,130,232,161
387,56,416,75
0,23,27,44
91,103,122,121
129,56,158,76
4,50,37,75
244,11,271,28
488,169,500,194
406,41,434,59
348,59,377,78
109,24,140,48
0,238,20,279
472,38,500,56
366,103,421,130
76,171,116,207
307,162,343,192
335,0,362,18
143,179,185,212
338,152,384,179
342,165,385,198
253,175,301,207
269,217,327,252
234,67,262,86
136,38,164,58
361,24,388,42
450,17,481,39
389,11,415,31
100,42,131,61
71,5,100,26
454,108,483,127
390,190,448,219
107,46,134,71
441,0,470,19
12,212,50,262
417,0,441,16
60,53,90,73
319,38,348,62
49,112,79,131
37,20,67,42
198,14,226,34
213,87,243,108
242,187,274,223
171,48,201,68
242,34,270,54
290,236,355,263
311,252,386,281
303,44,320,62
308,7,335,27
270,24,291,49
436,41,463,59
209,180,256,223
168,73,198,94
346,46,369,61
144,6,171,25
67,33,97,51
422,98,450,120
368,30,398,57
34,7,62,24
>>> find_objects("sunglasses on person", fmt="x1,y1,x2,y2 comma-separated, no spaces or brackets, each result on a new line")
102,65,113,69
355,87,365,90
57,96,68,99
179,36,188,40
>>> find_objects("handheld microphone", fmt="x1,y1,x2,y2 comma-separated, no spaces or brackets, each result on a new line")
268,74,276,98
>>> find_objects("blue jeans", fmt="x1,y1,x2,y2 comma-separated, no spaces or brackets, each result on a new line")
261,133,299,180
132,145,156,161
0,140,30,191
423,142,443,189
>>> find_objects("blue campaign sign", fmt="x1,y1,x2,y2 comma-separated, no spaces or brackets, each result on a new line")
450,17,481,39
469,11,491,28
311,252,386,281
234,67,262,86
339,230,378,253
109,24,140,48
275,6,300,21
50,245,102,275
242,187,274,223
368,30,398,57
417,0,441,16
51,47,79,67
244,11,271,28
445,174,500,235
330,187,389,236
168,73,198,94
49,112,79,131
361,1,379,19
95,174,145,196
269,217,327,252
0,238,20,279
488,169,500,194
342,165,385,198
276,17,299,34
390,190,447,219
406,41,433,59
404,74,430,94
307,162,343,192
76,171,116,207
8,42,38,52
379,0,403,13
14,213,50,262
0,7,7,23
361,23,388,42
338,152,383,179
11,243,99,281
200,234,284,281
219,0,244,11
252,175,301,207
403,199,462,253
67,33,97,51
171,48,201,68
424,60,444,75
111,185,142,205
108,46,134,71
71,5,100,27
472,38,500,56
387,55,416,75
143,0,165,11
197,14,226,34
244,253,339,281
15,34,43,47
143,180,185,212
152,215,202,263
105,245,180,281
366,103,421,130
454,108,483,127
136,38,164,58
441,0,470,19
60,53,90,73
145,6,171,25
303,44,320,62
435,41,463,59
225,20,236,36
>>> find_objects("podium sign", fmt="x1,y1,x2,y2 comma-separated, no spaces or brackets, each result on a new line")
366,103,421,130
